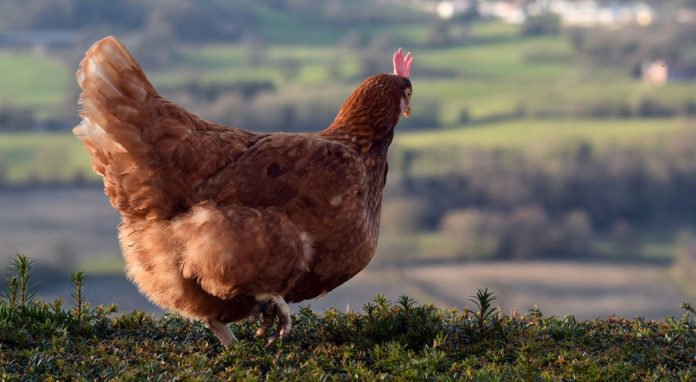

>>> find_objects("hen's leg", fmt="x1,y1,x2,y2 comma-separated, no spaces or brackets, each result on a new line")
206,318,237,346
254,295,291,344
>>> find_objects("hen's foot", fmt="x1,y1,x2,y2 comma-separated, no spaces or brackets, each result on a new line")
206,318,237,346
253,295,291,345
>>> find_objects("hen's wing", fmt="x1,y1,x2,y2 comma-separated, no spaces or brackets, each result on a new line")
203,133,366,212
74,36,256,219
177,133,371,298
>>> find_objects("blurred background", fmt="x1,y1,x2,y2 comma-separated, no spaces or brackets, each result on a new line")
1,0,695,319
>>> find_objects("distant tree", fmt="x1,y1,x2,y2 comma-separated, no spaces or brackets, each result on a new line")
567,23,696,75
398,96,441,130
325,57,344,80
508,205,551,259
357,37,396,78
277,56,301,83
25,0,145,29
673,230,696,290
561,210,594,257
340,30,370,49
0,160,6,186
636,98,676,117
244,36,268,67
521,14,561,36
426,20,450,46
610,220,642,257
126,20,175,70
458,107,471,125
0,104,35,131
382,197,431,235
158,1,253,42
441,208,506,259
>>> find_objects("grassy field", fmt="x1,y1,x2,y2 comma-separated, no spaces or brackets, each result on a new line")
1,21,695,273
0,53,70,113
0,132,95,183
0,117,689,184
3,21,694,128
155,33,580,124
397,118,690,151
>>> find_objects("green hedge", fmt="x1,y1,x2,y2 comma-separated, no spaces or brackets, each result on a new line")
2,255,696,380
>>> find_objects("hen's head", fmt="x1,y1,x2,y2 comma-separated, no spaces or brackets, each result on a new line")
331,49,414,133
393,48,413,118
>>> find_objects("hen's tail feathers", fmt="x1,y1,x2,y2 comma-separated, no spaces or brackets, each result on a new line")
74,36,155,170
73,36,179,219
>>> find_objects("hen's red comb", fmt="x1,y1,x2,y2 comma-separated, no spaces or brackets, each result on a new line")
393,48,413,78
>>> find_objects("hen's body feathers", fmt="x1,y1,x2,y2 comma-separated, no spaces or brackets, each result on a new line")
75,36,412,344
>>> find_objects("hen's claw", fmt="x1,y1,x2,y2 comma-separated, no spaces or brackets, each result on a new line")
253,295,291,345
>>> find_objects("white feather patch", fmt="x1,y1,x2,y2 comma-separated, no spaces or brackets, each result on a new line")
330,194,343,206
300,231,314,269
254,293,275,302
87,58,123,97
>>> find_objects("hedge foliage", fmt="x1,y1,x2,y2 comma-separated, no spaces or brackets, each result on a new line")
2,255,696,380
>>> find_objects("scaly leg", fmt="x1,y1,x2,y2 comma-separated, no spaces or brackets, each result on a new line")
253,295,291,344
206,318,237,346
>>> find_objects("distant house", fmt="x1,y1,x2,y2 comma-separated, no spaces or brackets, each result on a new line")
676,8,696,23
475,0,655,26
408,0,475,19
400,0,658,26
641,60,668,86
532,0,655,27
0,30,78,52
478,1,527,24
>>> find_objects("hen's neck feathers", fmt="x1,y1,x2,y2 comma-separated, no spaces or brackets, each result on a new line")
320,74,408,158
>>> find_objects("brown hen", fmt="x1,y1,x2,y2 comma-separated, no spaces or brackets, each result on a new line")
74,36,413,345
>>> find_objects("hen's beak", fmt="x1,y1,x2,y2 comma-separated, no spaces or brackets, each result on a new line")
404,106,411,118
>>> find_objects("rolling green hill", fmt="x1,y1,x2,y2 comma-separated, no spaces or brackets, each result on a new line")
0,53,70,114
0,117,689,184
1,20,694,128
0,132,94,184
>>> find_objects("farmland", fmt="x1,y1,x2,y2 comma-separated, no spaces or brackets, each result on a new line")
0,117,691,185
0,53,69,110
0,133,94,184
2,18,695,128
2,14,696,280
398,117,689,150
